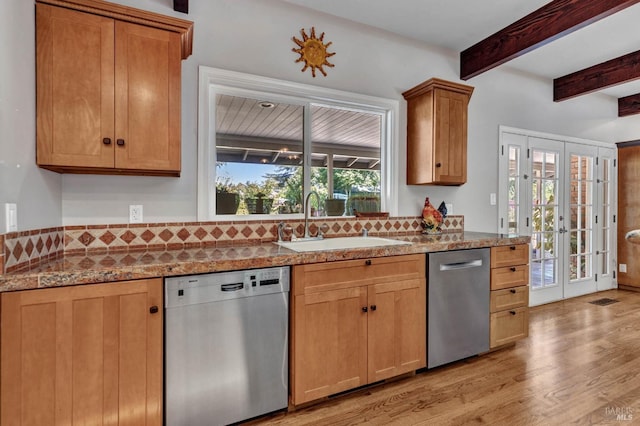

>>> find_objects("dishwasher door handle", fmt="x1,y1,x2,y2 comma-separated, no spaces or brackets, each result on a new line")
439,259,483,271
221,282,244,292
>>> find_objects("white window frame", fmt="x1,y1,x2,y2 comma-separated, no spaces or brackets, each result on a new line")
197,66,400,221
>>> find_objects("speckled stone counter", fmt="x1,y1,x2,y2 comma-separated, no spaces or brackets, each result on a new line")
0,231,529,292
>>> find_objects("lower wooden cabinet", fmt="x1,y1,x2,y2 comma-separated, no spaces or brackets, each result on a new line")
291,254,426,405
490,307,529,348
489,245,530,349
1,278,163,425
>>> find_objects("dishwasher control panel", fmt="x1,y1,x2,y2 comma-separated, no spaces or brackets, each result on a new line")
164,266,290,308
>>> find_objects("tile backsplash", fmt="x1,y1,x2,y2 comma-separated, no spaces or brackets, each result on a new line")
1,215,463,273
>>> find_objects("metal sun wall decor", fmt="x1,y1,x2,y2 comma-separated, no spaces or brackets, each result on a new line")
292,27,335,77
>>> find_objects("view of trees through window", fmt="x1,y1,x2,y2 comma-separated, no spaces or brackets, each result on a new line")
214,94,383,216
216,164,380,215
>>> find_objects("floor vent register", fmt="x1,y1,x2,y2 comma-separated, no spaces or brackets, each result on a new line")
588,298,619,306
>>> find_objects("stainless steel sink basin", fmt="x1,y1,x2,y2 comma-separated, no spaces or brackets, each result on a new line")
275,236,410,252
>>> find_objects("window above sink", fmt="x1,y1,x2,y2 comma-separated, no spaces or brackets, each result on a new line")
196,67,400,221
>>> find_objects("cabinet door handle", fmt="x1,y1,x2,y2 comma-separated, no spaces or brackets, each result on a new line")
510,267,517,272
116,139,125,146
435,162,442,168
149,306,159,314
102,137,112,145
510,289,517,294
510,246,516,250
509,310,517,315
362,306,368,313
370,305,377,311
365,259,372,266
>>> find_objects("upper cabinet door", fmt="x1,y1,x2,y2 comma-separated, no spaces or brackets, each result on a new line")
36,4,115,169
114,22,181,173
433,88,468,184
403,78,473,186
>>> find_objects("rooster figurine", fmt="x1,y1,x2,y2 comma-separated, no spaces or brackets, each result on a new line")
422,197,443,234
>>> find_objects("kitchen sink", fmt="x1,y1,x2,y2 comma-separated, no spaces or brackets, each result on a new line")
275,236,411,252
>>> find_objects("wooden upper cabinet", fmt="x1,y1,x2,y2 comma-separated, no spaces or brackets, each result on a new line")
1,278,163,425
35,1,193,176
403,78,474,185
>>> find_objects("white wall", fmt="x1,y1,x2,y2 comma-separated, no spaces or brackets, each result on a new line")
0,0,61,232
2,0,637,232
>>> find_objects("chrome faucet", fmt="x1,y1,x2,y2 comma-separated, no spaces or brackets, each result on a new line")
304,191,321,238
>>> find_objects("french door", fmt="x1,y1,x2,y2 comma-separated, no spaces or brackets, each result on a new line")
499,129,616,306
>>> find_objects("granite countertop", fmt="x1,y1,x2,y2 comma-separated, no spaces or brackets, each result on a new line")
0,231,530,292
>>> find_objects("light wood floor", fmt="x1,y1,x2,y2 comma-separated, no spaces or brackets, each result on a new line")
249,289,640,425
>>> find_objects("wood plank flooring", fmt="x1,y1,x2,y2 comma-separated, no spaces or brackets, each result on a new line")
249,289,640,425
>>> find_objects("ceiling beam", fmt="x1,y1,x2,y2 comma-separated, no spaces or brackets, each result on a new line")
554,50,640,101
173,0,188,14
460,0,640,80
618,93,640,117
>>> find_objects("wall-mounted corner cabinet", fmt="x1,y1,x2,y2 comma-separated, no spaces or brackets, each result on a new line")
402,78,474,185
35,0,193,177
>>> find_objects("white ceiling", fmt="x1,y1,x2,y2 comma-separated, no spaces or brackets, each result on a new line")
281,0,640,99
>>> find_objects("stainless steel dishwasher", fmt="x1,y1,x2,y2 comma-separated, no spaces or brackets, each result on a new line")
427,248,490,368
164,267,289,426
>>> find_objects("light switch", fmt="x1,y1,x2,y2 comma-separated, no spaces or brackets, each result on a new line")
620,263,627,273
5,203,17,232
490,193,497,205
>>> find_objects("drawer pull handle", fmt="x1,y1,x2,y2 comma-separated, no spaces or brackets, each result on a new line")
510,246,516,250
510,289,517,294
510,267,517,272
362,306,368,313
509,310,517,315
370,305,377,311
365,259,372,266
149,306,159,314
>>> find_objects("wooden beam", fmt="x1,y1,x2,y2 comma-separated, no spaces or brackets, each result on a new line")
460,0,640,80
554,50,640,101
173,0,188,14
618,93,640,117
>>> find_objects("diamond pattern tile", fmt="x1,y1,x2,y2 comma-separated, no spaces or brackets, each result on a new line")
120,230,137,244
194,227,208,240
140,230,156,243
1,216,464,273
99,231,116,245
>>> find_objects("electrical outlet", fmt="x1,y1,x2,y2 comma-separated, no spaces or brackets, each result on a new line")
619,263,627,273
446,203,453,214
129,205,143,224
5,203,17,232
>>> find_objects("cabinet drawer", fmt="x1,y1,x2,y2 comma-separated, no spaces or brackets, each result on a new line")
292,254,425,295
490,244,529,268
490,307,529,348
490,286,528,312
491,265,529,290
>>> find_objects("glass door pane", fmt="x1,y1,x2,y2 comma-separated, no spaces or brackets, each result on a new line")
508,146,522,234
530,148,560,292
596,147,616,290
564,143,597,298
528,137,563,306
